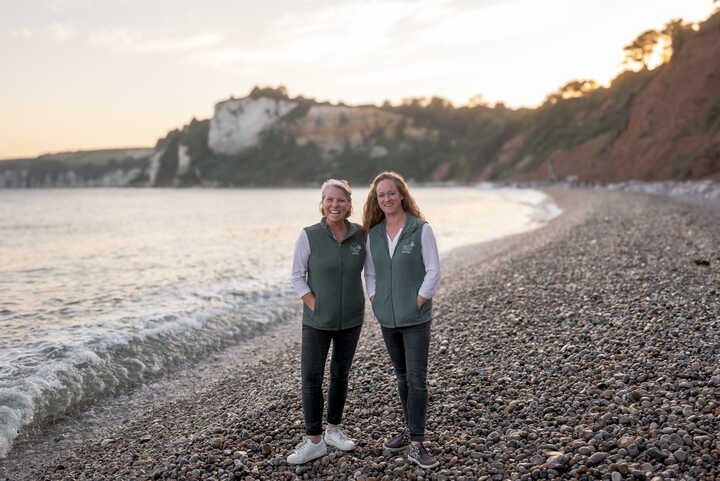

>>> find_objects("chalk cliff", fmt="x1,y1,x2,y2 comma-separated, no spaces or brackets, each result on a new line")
142,95,435,186
208,97,298,155
205,99,428,159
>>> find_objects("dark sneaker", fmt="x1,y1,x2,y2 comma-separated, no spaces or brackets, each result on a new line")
408,442,439,469
383,432,410,452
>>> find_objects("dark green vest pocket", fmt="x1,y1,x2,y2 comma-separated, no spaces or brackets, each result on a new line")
301,220,365,330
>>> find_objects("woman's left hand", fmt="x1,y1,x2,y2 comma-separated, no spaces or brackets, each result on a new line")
417,295,427,309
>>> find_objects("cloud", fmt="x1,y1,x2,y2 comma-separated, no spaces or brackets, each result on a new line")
190,0,433,69
46,0,94,13
189,0,563,71
272,1,411,61
10,27,33,39
49,22,77,41
89,28,223,54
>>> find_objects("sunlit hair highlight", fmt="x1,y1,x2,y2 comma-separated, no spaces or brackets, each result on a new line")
319,178,352,219
362,171,424,233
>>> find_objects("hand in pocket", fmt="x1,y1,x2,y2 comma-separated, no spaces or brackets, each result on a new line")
302,293,316,311
417,295,427,309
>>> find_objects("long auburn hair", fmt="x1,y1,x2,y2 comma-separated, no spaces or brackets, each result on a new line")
362,171,424,233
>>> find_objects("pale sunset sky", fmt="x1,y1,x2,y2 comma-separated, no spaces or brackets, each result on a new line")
1,0,717,159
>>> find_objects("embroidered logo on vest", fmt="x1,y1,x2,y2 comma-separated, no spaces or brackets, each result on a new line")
399,240,416,255
350,243,363,255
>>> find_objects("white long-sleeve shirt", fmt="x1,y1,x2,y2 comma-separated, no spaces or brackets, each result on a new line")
291,230,314,297
364,223,441,299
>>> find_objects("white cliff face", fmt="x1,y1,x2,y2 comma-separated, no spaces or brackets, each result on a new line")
208,97,298,155
177,144,191,176
0,167,144,187
147,150,163,186
205,97,430,160
370,145,389,158
0,168,28,187
96,167,143,186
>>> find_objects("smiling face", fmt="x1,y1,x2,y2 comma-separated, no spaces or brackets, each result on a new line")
375,178,405,216
322,186,350,223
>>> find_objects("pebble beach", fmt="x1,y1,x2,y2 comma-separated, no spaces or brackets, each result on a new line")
2,188,719,481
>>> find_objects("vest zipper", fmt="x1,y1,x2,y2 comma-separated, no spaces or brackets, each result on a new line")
338,240,343,330
390,228,400,328
390,225,412,328
391,259,396,328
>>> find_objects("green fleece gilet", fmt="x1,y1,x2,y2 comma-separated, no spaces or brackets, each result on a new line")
369,214,432,328
302,219,365,330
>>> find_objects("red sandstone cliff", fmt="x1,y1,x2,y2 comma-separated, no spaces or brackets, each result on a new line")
606,25,720,180
493,16,720,182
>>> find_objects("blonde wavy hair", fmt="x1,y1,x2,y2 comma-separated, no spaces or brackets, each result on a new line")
362,171,424,233
319,178,352,219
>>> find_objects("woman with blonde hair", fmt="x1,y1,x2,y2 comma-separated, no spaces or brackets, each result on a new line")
362,171,441,469
287,179,366,465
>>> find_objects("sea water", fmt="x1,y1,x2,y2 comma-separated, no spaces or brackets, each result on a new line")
0,186,559,457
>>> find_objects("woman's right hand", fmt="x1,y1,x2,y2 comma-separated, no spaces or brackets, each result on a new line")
302,293,316,311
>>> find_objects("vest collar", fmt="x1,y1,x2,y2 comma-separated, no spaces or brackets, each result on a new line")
379,213,421,240
321,217,359,243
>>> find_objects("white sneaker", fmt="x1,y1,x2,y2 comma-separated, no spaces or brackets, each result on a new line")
324,427,356,451
287,437,327,465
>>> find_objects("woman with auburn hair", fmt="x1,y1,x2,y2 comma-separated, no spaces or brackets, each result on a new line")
287,179,366,465
362,171,441,469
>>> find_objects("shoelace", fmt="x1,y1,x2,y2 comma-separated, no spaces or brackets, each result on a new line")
390,433,409,446
293,439,312,455
414,443,429,457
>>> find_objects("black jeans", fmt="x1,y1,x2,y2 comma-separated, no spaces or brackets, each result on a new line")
301,324,362,436
381,321,431,442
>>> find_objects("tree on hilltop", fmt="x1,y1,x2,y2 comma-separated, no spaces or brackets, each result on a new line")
468,94,488,107
544,79,600,104
621,19,696,71
622,29,663,70
249,85,290,100
662,19,695,60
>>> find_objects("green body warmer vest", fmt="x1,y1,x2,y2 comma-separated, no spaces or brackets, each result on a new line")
369,214,432,328
302,219,366,330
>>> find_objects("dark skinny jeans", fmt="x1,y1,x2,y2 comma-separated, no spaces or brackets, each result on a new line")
381,321,431,442
301,324,362,436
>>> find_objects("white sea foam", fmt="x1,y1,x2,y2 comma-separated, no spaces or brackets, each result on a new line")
0,282,298,459
474,184,563,223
